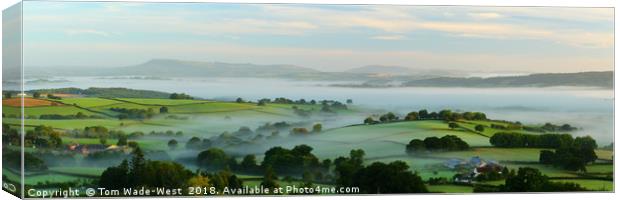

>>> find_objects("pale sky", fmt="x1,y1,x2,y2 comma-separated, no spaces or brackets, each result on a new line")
19,1,614,73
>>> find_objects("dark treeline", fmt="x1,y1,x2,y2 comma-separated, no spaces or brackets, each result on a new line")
490,132,579,148
489,132,597,171
406,135,469,154
38,112,103,120
109,107,156,120
2,124,20,146
3,149,48,171
100,147,194,192
3,124,63,149
99,147,248,195
364,109,487,124
169,93,193,99
490,122,578,133
195,144,329,179
28,87,172,99
191,145,430,193
47,94,62,100
539,136,598,171
255,97,348,112
525,123,578,133
334,149,428,193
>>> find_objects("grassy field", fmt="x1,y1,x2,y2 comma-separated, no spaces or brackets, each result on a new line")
550,179,613,191
430,147,547,162
24,174,90,185
3,118,132,130
318,121,492,147
365,155,455,179
48,167,105,177
2,168,90,185
2,96,613,194
585,164,613,173
3,105,103,117
62,137,169,151
59,98,124,108
595,149,613,160
115,98,212,105
427,184,474,193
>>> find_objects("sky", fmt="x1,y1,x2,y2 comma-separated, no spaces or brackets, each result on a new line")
18,1,614,73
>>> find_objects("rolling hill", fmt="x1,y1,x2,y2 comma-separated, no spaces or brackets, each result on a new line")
401,71,613,88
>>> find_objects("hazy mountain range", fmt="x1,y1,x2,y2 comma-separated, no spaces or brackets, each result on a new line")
24,59,613,88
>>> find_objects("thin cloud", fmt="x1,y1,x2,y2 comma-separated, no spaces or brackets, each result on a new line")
371,35,406,40
65,29,112,37
468,12,504,19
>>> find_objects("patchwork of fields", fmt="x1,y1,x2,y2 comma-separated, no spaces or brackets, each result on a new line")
2,96,614,193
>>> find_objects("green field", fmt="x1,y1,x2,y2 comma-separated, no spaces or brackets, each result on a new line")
319,121,492,147
48,167,105,177
59,98,124,108
431,147,547,162
3,105,103,117
551,179,613,191
116,98,212,105
427,184,474,193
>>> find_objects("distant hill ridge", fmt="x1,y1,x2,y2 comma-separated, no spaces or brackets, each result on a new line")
28,87,171,98
110,59,319,77
402,71,613,88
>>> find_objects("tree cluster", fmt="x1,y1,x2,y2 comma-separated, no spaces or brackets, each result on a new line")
186,136,212,150
110,107,156,120
169,93,193,99
406,135,469,154
99,147,194,191
539,136,598,171
24,125,63,148
364,109,488,125
38,112,103,120
334,149,427,193
262,144,321,174
490,132,581,148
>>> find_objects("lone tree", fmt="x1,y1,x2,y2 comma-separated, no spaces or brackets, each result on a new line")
475,125,485,132
312,123,323,133
236,97,244,103
168,139,178,150
405,112,418,121
160,106,169,113
32,92,41,98
448,122,459,129
364,117,375,124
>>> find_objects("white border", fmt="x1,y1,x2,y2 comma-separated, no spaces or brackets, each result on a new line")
1,0,618,200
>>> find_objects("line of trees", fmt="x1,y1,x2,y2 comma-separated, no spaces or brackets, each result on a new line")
489,132,597,171
169,93,193,99
406,135,469,154
334,149,428,193
194,145,332,183
38,112,103,120
110,107,156,120
490,132,580,148
364,109,488,124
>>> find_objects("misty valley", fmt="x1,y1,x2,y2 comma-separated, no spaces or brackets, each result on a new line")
1,76,614,197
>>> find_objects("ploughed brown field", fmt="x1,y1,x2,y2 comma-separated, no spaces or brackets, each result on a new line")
2,98,61,107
